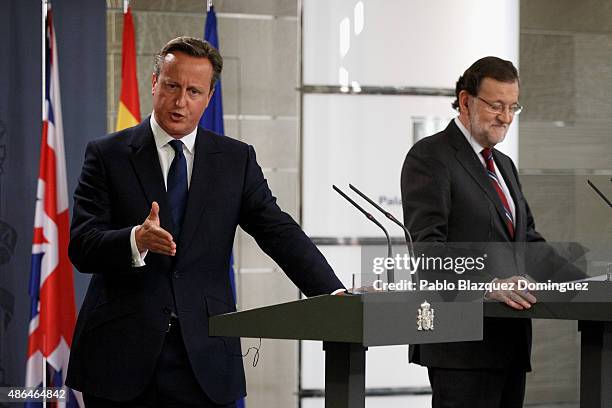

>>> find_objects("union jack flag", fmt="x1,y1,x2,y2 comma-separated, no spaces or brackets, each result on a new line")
25,6,83,407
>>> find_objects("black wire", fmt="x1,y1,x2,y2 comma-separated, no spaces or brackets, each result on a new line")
238,338,261,367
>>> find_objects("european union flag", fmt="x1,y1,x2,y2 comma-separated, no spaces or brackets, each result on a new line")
200,5,224,135
200,13,244,408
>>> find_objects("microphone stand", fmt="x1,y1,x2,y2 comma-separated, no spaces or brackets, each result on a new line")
348,184,416,268
587,180,612,208
348,184,418,288
333,185,395,286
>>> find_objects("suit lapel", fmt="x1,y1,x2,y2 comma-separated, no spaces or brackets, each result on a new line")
177,128,222,253
128,118,176,236
447,122,513,239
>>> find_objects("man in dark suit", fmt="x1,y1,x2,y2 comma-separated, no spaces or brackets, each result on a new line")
66,37,344,407
401,57,584,408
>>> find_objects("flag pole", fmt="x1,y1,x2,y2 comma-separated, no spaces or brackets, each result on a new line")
41,2,48,406
207,0,213,12
42,0,46,127
42,334,46,408
123,0,129,14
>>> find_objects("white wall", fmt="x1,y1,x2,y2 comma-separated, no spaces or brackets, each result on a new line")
301,0,519,405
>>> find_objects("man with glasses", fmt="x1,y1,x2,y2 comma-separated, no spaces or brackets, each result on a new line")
401,56,583,407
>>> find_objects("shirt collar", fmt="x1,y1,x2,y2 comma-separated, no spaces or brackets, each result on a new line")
150,112,197,155
454,117,487,157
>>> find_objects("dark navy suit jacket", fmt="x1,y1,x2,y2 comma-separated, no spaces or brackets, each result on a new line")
66,118,343,403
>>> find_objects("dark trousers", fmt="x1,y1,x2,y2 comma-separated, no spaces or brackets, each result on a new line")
84,319,236,408
428,367,526,408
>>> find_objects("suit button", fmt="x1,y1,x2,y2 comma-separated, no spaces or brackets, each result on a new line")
173,270,181,279
163,307,172,315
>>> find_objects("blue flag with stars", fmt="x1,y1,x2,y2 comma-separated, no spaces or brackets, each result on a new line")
199,9,244,408
200,6,224,135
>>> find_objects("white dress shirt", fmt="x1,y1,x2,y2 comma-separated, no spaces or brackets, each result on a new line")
129,113,198,266
454,117,516,221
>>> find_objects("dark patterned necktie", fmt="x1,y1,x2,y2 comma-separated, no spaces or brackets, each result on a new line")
167,139,188,234
481,148,515,238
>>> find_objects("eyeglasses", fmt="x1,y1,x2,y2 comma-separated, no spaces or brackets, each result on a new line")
476,96,523,116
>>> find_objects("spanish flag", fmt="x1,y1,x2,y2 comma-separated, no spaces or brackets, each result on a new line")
116,6,141,131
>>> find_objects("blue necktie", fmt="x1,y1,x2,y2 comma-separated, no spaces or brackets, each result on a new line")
167,139,188,235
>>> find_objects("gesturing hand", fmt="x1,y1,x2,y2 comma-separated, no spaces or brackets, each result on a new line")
135,201,176,256
486,275,537,310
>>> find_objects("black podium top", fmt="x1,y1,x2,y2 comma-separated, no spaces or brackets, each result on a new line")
484,281,612,321
209,291,483,346
210,282,612,346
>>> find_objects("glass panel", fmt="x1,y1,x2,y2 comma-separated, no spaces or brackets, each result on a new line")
302,93,519,237
303,0,519,87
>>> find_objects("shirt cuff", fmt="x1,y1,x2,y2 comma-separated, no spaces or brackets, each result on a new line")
130,226,148,267
331,288,347,295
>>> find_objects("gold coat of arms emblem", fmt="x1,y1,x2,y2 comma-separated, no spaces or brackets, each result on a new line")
417,300,435,331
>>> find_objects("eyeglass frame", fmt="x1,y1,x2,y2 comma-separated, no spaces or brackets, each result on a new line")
475,95,523,116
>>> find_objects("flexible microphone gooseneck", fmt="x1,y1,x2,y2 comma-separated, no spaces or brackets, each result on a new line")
587,179,612,208
348,184,417,273
332,185,395,286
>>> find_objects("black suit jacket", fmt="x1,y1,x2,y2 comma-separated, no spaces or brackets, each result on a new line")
401,120,583,371
66,118,343,403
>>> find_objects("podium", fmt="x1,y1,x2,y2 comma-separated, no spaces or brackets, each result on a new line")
209,283,612,408
209,290,483,408
485,281,612,408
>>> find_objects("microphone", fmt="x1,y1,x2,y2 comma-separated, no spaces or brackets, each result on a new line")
348,184,417,274
587,180,612,208
332,185,394,285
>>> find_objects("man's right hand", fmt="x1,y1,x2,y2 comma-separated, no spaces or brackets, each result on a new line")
135,201,176,256
486,275,537,310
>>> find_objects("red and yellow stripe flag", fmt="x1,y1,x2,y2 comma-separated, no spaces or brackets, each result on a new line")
116,6,141,131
